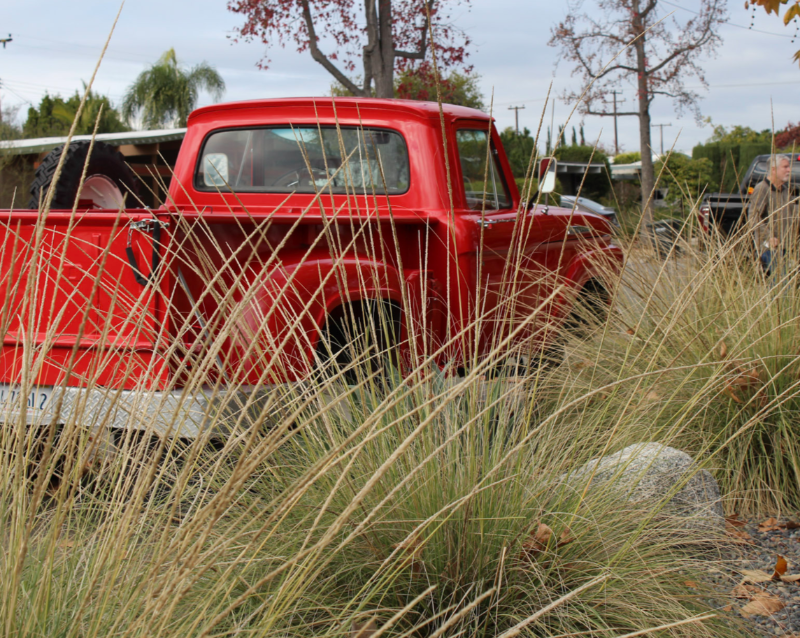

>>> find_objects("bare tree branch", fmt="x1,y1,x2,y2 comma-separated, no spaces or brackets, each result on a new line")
301,0,366,96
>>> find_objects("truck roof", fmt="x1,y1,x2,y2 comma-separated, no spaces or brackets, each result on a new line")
189,97,491,124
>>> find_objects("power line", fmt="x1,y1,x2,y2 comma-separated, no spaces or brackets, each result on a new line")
661,0,796,39
493,80,800,108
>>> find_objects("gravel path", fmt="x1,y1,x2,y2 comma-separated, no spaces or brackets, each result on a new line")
708,516,800,637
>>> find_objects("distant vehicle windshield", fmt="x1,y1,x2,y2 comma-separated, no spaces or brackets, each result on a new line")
196,126,410,194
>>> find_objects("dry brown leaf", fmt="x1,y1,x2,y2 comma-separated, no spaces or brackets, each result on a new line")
732,583,762,599
740,593,785,617
759,517,782,532
731,369,761,390
351,619,377,638
740,569,772,584
723,386,744,404
722,604,733,612
684,580,699,588
781,573,800,583
772,555,788,579
521,523,554,558
534,522,553,545
719,341,728,359
392,535,424,575
557,526,574,548
625,328,635,335
726,514,747,528
727,528,754,543
784,520,800,530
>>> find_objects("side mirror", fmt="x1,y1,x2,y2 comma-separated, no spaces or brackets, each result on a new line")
538,157,557,194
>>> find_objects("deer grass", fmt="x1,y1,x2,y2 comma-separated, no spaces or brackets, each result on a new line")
549,213,800,517
0,180,746,637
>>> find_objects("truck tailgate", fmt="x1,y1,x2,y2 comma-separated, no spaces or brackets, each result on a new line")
0,210,172,390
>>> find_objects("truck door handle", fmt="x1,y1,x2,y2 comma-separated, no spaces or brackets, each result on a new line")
126,219,168,287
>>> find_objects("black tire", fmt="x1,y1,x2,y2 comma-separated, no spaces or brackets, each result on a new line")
28,141,139,210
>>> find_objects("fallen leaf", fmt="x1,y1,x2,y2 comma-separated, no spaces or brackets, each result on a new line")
392,535,425,575
772,555,788,579
781,573,800,583
534,522,553,546
726,514,747,528
759,517,781,532
731,368,760,390
521,523,554,557
722,604,733,612
740,593,785,617
557,526,574,548
784,520,800,530
351,619,377,638
719,341,728,359
727,528,754,543
732,583,762,599
625,328,635,335
684,580,699,588
740,569,772,584
723,386,744,404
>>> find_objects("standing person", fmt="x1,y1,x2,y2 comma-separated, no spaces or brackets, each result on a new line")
747,155,796,276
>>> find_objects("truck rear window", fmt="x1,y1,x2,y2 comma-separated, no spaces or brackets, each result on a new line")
196,126,410,194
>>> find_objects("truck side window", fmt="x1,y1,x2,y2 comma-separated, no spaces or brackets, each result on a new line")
196,126,410,194
456,129,511,211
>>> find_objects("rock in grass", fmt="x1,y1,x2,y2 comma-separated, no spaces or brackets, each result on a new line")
564,443,724,533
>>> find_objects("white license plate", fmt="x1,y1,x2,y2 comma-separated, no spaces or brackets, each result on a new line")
0,385,54,423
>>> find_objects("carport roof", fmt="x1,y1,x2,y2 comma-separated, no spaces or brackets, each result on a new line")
0,128,187,156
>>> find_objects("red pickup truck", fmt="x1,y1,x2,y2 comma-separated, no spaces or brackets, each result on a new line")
1,97,622,439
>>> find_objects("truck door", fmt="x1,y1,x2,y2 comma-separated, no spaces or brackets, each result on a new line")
453,127,545,353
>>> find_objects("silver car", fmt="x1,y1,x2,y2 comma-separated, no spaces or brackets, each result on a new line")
559,195,619,226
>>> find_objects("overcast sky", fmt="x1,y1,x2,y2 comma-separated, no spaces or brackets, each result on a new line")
1,0,798,156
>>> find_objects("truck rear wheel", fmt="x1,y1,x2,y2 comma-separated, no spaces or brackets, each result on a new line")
29,141,139,210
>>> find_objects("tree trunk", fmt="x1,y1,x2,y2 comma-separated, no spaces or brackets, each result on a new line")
364,0,395,98
374,0,395,97
632,0,655,229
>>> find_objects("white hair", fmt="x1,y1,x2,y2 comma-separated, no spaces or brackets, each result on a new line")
769,154,791,170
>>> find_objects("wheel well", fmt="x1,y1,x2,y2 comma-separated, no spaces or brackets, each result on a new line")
578,278,611,320
317,298,402,362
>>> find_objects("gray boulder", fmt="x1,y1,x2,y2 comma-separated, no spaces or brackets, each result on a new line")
564,443,724,533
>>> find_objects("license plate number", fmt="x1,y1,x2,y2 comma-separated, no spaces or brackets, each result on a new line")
0,385,54,422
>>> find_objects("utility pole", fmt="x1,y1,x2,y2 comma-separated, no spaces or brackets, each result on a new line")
0,36,11,123
508,105,525,135
610,90,625,155
653,123,672,156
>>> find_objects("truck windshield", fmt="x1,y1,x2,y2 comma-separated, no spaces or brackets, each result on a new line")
196,126,410,194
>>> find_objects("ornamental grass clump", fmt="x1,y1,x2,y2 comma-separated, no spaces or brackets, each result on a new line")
550,217,800,517
0,192,745,636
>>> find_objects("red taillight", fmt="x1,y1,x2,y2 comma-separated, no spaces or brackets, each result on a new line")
698,204,711,232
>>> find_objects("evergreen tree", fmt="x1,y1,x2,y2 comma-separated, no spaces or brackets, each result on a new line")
23,88,128,138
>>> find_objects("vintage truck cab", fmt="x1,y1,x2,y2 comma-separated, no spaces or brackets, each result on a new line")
1,97,622,438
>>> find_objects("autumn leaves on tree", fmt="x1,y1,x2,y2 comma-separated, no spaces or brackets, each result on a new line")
228,0,471,99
